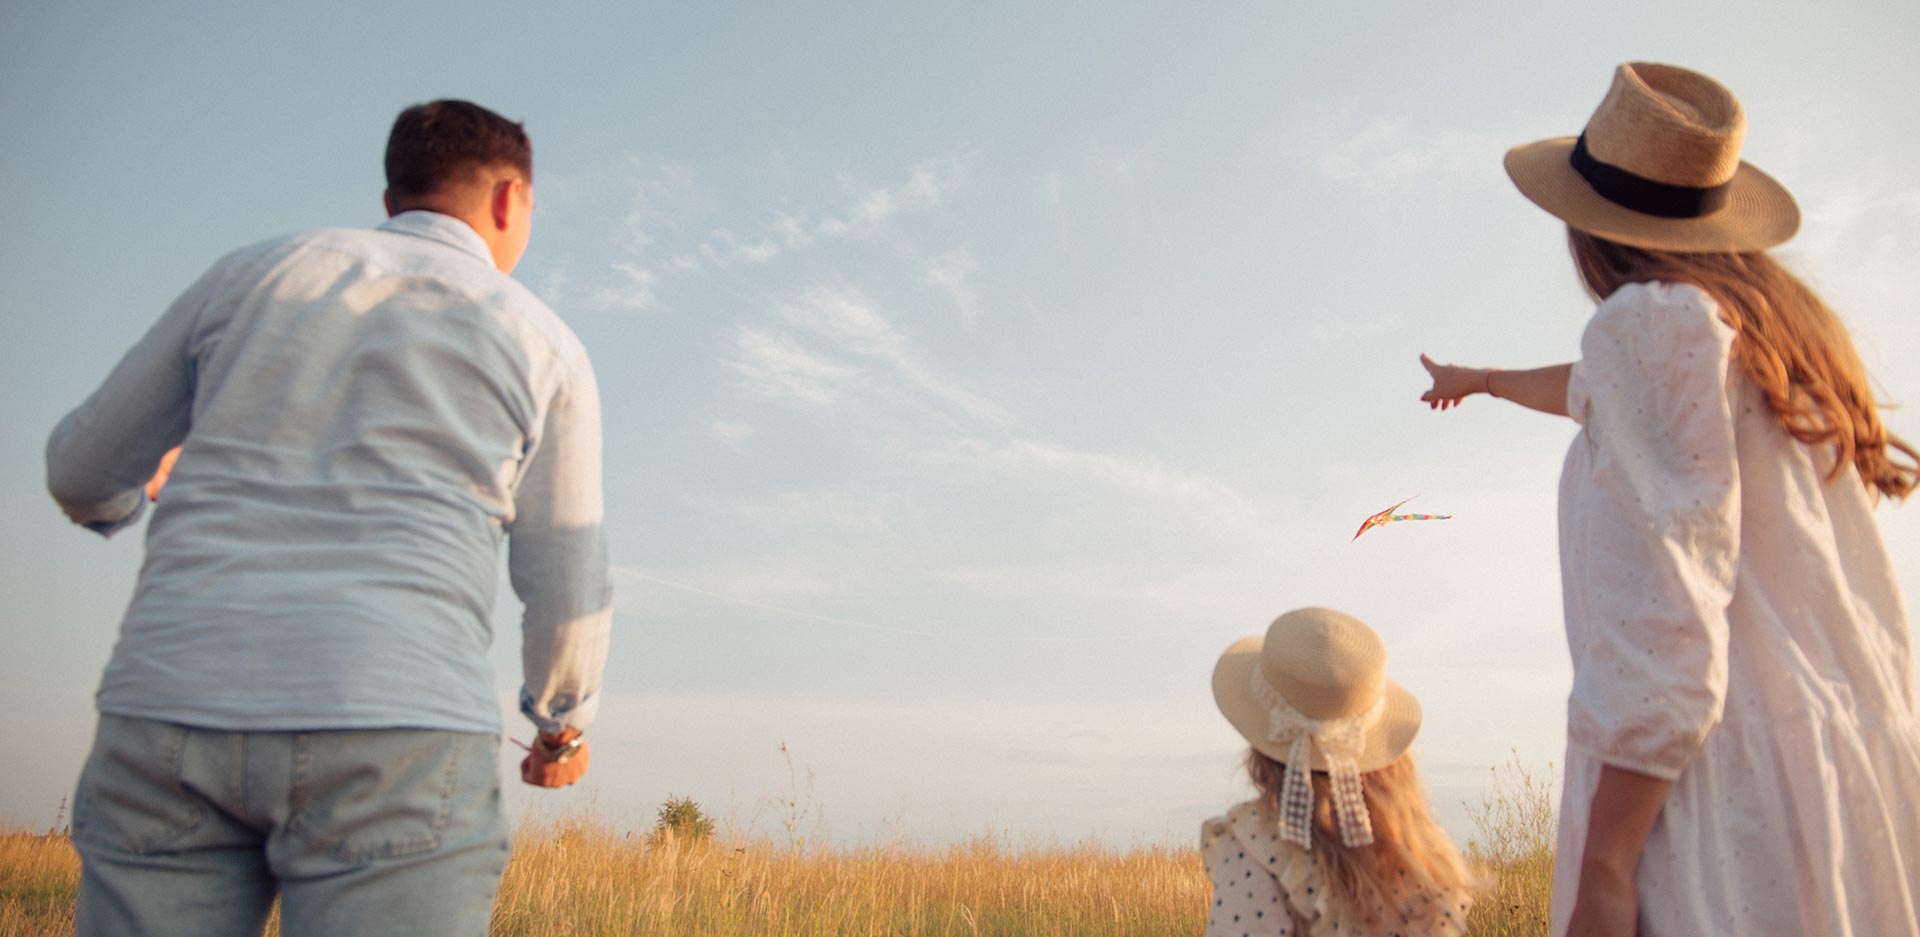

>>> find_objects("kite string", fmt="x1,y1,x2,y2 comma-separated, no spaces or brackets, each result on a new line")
612,567,1198,644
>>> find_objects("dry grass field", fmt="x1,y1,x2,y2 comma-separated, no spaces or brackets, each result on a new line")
0,762,1554,936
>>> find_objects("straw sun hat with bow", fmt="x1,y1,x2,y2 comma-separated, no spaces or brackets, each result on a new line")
1213,607,1421,850
1504,61,1799,252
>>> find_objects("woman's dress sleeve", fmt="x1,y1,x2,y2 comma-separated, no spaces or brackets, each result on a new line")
1563,281,1741,781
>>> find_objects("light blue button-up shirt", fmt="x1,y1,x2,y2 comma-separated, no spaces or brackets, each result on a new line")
47,211,609,735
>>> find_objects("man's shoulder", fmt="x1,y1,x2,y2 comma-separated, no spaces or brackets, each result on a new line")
201,225,398,279
249,225,379,254
500,284,593,377
197,227,327,271
248,224,528,305
404,251,595,379
227,224,593,373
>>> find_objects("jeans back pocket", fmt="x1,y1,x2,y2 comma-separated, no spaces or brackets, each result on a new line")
288,729,480,864
73,715,205,854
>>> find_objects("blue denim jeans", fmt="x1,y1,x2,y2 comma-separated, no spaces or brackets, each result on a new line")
73,714,510,937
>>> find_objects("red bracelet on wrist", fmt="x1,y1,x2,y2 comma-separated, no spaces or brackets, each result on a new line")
534,730,585,763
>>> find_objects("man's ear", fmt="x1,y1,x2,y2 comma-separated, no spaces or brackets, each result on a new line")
382,190,397,218
489,177,522,232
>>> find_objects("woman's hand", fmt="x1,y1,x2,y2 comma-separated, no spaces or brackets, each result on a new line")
1564,862,1640,937
1419,353,1488,410
1563,764,1667,937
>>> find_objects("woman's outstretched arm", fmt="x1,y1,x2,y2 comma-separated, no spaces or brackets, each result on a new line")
1420,354,1573,417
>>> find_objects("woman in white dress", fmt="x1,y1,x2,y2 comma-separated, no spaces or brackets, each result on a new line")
1421,63,1920,936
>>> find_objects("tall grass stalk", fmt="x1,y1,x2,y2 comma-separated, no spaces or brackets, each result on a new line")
1463,754,1558,937
491,818,1205,936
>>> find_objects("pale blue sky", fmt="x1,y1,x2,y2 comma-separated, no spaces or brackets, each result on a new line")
4,1,1917,846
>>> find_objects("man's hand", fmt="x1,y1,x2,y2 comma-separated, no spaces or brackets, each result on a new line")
146,446,182,501
520,728,589,788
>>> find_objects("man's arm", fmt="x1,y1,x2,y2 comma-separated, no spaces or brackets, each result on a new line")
46,268,218,535
508,352,612,748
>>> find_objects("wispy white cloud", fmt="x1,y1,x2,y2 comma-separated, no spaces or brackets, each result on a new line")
722,155,967,265
709,277,1281,624
585,153,972,310
1036,169,1070,249
1310,116,1504,194
617,163,697,254
1789,180,1920,381
764,288,1007,426
586,260,660,311
925,436,1262,524
721,273,1272,547
730,326,866,406
1083,144,1164,242
814,154,966,241
1037,170,1064,210
1089,144,1150,188
1310,311,1408,342
727,489,929,537
698,227,784,266
777,289,917,361
926,558,1277,632
922,247,982,322
613,553,893,607
769,211,813,248
535,269,571,307
708,420,754,445
1796,185,1920,293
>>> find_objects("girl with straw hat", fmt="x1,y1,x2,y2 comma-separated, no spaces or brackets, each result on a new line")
1421,63,1920,936
1202,607,1474,936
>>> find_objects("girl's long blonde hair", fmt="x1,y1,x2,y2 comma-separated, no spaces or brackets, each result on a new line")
1568,227,1918,500
1245,749,1475,931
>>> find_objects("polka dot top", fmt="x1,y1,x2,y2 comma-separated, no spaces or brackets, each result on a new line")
1200,801,1470,936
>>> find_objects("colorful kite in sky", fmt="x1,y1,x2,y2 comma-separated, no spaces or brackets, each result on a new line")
1351,497,1452,541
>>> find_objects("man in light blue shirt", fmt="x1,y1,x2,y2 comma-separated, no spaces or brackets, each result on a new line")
47,99,611,936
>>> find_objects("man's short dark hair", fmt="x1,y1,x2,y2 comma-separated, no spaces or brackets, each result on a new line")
384,100,533,207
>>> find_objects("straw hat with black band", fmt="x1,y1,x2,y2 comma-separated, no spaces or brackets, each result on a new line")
1504,62,1799,253
1212,607,1422,850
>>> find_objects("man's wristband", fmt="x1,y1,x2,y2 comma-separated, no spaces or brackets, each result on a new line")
533,731,585,763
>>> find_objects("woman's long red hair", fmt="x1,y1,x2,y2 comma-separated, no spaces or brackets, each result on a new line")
1568,228,1917,500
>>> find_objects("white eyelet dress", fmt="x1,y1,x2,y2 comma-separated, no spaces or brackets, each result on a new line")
1553,281,1920,936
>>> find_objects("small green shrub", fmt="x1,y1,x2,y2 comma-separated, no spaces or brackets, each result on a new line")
650,794,716,845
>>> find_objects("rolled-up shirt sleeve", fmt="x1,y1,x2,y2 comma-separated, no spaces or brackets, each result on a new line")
45,261,220,536
510,347,612,735
1562,282,1740,780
